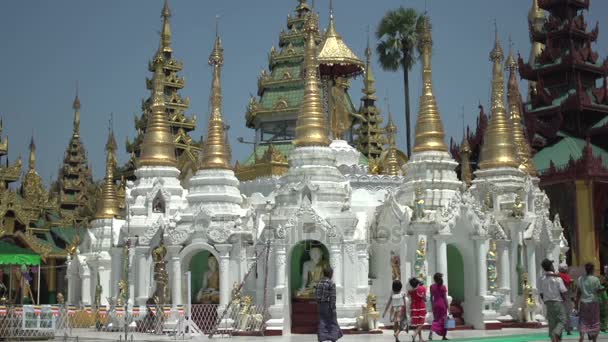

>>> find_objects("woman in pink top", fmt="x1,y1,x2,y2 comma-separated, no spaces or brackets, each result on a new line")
409,278,427,342
430,273,449,340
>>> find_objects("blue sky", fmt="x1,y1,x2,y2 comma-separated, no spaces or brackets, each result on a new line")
1,0,607,185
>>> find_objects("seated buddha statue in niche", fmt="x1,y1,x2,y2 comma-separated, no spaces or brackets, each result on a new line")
196,256,220,304
296,247,329,299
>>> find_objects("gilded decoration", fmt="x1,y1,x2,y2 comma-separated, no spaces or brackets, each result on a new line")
235,145,289,181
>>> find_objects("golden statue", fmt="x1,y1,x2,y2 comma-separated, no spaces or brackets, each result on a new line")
117,280,128,306
511,194,525,218
412,188,425,220
484,191,494,210
414,238,427,280
330,78,352,140
150,235,170,305
296,247,329,299
522,273,536,322
356,293,381,331
196,256,220,304
57,292,65,305
390,250,401,281
94,275,102,309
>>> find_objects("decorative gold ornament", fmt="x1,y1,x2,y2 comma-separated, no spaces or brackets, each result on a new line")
479,29,519,169
294,13,331,147
511,194,525,218
459,135,473,186
382,114,401,176
139,50,178,167
413,16,447,153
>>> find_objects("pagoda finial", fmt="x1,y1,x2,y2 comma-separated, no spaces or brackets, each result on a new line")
362,25,376,100
72,83,81,137
506,43,538,176
139,49,178,167
505,35,517,71
28,135,36,172
95,124,120,219
528,0,545,24
479,27,519,169
383,112,400,176
294,13,330,147
160,0,172,53
296,0,310,16
459,132,472,186
412,15,447,153
200,24,231,170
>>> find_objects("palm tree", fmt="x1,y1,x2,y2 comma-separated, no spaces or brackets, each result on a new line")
376,7,424,157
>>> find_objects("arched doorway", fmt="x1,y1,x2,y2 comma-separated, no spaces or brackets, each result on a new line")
447,244,464,302
189,250,220,304
289,240,330,334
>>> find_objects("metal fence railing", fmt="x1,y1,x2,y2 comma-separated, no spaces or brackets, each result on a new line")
0,303,268,340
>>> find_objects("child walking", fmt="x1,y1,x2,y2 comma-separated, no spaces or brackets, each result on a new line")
384,279,408,342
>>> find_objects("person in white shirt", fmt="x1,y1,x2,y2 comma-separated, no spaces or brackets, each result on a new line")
539,258,568,342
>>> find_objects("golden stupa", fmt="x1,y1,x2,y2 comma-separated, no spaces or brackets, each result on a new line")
412,15,448,153
200,27,232,170
95,129,121,219
478,30,519,169
139,50,178,167
294,12,331,147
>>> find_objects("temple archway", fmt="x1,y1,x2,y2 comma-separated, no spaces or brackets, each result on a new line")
289,240,330,299
447,244,465,302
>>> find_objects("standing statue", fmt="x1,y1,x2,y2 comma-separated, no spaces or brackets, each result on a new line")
412,188,426,220
487,241,498,293
150,235,170,305
296,247,329,299
196,256,220,304
95,275,102,309
330,78,352,140
521,273,536,322
390,250,401,281
414,238,427,281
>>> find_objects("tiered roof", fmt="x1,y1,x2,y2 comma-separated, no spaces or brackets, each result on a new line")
0,119,21,189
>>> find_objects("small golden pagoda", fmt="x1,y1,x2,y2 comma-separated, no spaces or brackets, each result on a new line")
478,30,519,170
459,132,473,186
381,113,401,176
95,128,121,220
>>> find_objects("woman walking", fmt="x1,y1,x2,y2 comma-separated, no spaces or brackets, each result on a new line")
383,279,408,342
409,278,427,342
576,263,604,342
315,267,343,342
599,265,608,332
430,273,449,340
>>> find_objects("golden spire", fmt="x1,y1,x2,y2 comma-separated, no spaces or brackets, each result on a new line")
362,27,376,100
383,113,400,176
72,86,81,137
528,0,544,24
95,127,120,219
294,13,330,147
412,15,447,153
200,21,231,170
160,0,172,53
479,27,519,169
28,136,36,172
139,50,178,167
506,41,538,176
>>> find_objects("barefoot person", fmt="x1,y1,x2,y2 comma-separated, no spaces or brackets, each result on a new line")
315,267,342,342
539,259,568,342
409,278,427,342
383,279,408,342
429,273,449,340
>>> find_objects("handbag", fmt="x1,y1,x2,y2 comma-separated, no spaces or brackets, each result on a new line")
569,312,579,330
445,315,456,329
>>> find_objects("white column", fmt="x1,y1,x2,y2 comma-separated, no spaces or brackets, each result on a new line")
509,240,520,302
400,235,410,282
435,236,448,288
496,241,511,292
110,247,122,298
98,262,112,306
475,238,488,297
330,241,344,303
135,246,149,305
168,245,182,305
273,241,286,306
526,241,537,289
216,244,232,308
357,244,369,288
427,238,436,286
81,267,91,305
66,259,78,305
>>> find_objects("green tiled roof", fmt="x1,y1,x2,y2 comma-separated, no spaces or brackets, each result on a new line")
533,132,608,173
261,87,304,110
51,226,86,245
272,64,301,81
242,142,294,166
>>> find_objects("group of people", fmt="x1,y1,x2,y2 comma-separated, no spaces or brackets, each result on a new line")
381,273,449,342
539,259,608,342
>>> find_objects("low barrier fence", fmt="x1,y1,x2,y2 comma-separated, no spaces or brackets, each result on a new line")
0,303,267,340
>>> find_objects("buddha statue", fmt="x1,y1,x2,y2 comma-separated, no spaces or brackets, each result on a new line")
196,256,220,304
296,247,328,299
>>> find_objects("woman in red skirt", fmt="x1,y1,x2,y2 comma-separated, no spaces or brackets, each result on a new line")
409,278,427,342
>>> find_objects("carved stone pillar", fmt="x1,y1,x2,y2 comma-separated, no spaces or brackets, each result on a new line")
110,247,122,298
331,241,345,304
525,241,537,289
273,240,286,306
216,244,232,308
81,266,91,305
475,238,488,297
168,245,182,305
496,241,511,293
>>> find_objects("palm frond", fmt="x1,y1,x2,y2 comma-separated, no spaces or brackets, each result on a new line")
375,6,421,72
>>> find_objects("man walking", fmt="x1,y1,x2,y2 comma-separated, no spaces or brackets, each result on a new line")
315,267,343,342
539,259,568,342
